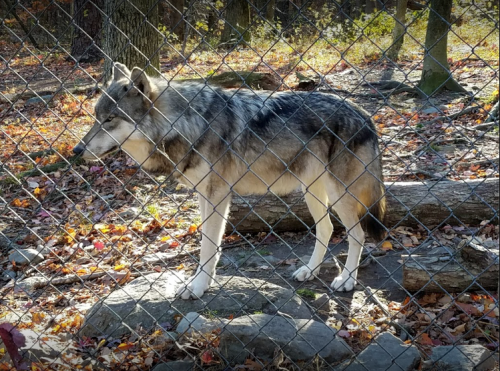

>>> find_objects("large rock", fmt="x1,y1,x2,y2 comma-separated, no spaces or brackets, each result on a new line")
337,332,420,371
218,314,353,364
8,248,44,265
424,345,495,371
79,272,311,338
152,360,198,371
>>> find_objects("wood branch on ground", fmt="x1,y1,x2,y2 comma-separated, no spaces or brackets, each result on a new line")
0,156,84,186
0,83,97,104
227,178,499,233
402,238,499,293
184,71,281,90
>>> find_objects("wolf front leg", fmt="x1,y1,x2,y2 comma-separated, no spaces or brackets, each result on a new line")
330,207,364,292
177,191,231,299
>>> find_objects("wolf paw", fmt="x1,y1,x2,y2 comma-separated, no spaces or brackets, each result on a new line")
176,275,211,300
292,265,318,281
331,275,356,292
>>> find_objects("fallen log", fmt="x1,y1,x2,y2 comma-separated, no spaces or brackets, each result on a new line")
402,238,499,293
183,71,281,90
227,178,499,233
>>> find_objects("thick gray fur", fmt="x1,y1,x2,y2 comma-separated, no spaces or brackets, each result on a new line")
75,63,386,299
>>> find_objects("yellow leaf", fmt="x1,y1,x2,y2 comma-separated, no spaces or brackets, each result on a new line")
176,263,185,270
381,241,393,250
188,224,198,234
114,264,127,271
116,342,135,352
32,312,45,324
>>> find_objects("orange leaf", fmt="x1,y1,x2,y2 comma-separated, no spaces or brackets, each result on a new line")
188,224,198,234
116,342,135,352
470,164,480,172
244,358,263,371
419,333,433,345
381,241,393,251
32,312,45,324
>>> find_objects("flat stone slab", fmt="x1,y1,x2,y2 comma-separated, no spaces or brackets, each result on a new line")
424,344,495,371
218,314,353,365
79,272,311,338
337,332,420,371
175,312,352,365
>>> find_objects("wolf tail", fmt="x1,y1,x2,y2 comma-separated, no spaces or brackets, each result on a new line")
359,180,386,241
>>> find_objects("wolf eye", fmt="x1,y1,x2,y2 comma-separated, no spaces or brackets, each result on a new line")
105,115,115,123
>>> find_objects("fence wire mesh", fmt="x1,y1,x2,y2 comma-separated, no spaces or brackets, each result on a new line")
0,0,499,370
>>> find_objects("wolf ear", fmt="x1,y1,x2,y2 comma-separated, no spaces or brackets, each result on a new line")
130,67,153,101
112,62,131,81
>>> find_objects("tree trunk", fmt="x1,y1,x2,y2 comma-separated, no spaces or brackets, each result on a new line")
1,0,39,47
220,0,251,45
169,0,184,40
70,0,103,63
103,0,160,80
417,0,466,96
402,239,499,293
387,0,408,61
275,0,289,31
227,178,499,233
255,0,275,23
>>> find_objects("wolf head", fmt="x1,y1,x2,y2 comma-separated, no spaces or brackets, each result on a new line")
73,63,159,164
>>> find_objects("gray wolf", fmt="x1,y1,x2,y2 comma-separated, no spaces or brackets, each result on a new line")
73,63,386,299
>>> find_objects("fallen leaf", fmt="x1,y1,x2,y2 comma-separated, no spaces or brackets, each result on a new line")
418,333,433,345
93,241,105,250
381,241,393,250
115,342,135,352
337,330,351,338
244,358,263,371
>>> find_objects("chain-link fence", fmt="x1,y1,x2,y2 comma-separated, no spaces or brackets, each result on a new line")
0,0,499,370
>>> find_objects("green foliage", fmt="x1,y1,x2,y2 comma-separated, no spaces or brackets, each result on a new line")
157,24,179,43
354,12,395,38
296,288,317,299
146,203,160,219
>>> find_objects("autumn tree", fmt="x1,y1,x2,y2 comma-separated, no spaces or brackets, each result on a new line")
255,0,275,23
168,0,184,41
220,0,251,45
70,0,103,63
417,0,466,96
103,0,160,79
387,0,408,61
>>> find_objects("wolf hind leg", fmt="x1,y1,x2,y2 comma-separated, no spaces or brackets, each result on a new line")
293,179,333,282
330,196,365,292
177,190,231,299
